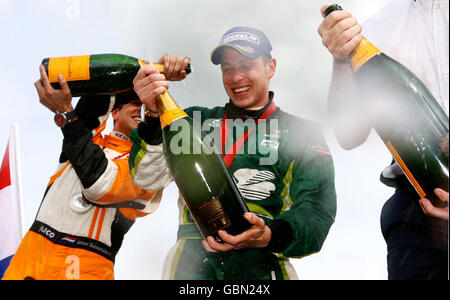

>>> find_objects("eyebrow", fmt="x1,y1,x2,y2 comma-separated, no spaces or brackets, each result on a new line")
221,58,254,67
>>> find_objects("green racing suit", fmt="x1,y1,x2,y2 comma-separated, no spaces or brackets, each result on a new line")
129,92,336,279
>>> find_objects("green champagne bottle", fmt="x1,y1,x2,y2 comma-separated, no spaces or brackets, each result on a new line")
325,5,449,206
156,92,252,241
41,53,191,96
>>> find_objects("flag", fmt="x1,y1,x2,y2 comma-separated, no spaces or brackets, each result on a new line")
0,124,24,279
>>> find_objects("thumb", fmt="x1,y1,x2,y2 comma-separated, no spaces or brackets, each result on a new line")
244,212,265,228
58,74,70,94
435,188,449,202
321,4,333,17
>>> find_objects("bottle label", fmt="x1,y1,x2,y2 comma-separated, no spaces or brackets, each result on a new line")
160,108,188,128
351,39,382,72
48,55,91,82
197,197,231,235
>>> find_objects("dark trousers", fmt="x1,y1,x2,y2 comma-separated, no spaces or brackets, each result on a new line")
380,178,448,280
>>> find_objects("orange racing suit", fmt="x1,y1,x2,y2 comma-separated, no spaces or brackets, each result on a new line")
3,96,168,280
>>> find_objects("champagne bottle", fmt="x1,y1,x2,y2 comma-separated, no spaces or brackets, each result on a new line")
325,5,449,206
41,53,191,96
155,92,252,241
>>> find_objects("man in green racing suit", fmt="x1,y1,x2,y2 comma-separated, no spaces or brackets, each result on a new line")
129,26,337,280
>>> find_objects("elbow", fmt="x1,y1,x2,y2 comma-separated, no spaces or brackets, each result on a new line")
334,128,370,150
328,104,372,150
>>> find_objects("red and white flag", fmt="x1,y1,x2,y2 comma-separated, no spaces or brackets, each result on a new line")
0,124,24,279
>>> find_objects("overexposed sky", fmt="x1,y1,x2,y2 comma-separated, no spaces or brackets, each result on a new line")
0,0,394,279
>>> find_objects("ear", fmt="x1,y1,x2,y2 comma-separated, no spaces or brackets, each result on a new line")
266,58,276,79
111,108,120,123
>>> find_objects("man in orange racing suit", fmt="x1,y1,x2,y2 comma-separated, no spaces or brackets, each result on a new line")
2,63,182,280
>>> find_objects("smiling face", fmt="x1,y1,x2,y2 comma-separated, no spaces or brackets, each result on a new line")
220,47,276,109
112,99,142,137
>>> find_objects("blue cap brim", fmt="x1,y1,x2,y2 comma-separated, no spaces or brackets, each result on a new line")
210,44,267,65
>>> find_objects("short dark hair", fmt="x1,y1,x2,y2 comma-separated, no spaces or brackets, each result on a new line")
114,89,139,109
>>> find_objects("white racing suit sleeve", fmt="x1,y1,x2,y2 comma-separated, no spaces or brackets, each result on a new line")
63,95,161,208
129,122,173,191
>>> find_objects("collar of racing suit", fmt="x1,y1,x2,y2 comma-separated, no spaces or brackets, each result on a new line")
102,133,133,155
224,91,275,120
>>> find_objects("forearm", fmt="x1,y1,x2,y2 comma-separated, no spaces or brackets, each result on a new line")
280,130,337,257
61,119,109,189
265,218,294,253
129,118,173,190
328,59,372,149
273,176,337,257
279,201,336,257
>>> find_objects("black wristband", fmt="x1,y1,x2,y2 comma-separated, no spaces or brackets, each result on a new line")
137,116,163,145
61,118,89,140
265,218,293,253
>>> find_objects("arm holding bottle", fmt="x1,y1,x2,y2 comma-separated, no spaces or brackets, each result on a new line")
419,189,449,221
131,54,276,252
133,54,190,113
35,65,73,113
319,5,449,221
129,54,190,191
318,4,372,150
34,65,113,196
202,212,272,252
419,137,449,221
35,65,160,207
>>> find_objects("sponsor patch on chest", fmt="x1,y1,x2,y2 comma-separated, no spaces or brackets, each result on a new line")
233,168,276,201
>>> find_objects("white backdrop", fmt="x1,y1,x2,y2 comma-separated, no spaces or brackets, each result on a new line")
0,0,394,279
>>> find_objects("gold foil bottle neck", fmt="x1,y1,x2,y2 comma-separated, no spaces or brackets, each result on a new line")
350,37,382,72
157,92,188,128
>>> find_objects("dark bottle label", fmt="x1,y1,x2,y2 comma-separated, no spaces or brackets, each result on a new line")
197,197,232,235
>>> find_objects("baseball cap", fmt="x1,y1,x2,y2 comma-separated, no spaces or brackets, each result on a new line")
210,26,272,65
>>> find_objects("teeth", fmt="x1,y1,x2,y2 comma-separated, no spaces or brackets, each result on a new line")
134,117,142,122
234,86,250,93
